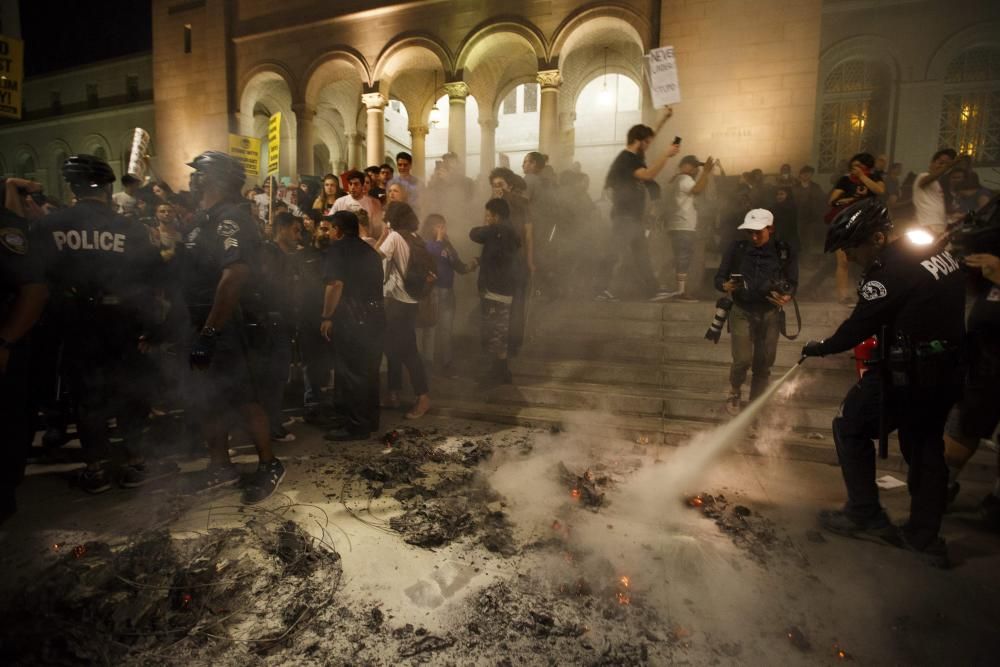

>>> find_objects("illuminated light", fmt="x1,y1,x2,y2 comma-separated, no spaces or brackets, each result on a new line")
598,84,614,106
905,229,935,246
429,104,442,127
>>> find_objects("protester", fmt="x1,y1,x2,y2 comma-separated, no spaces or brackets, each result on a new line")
366,165,386,203
714,208,798,415
312,173,343,212
913,148,957,234
596,108,680,302
300,216,335,408
489,167,532,355
377,201,432,419
471,198,520,386
667,154,715,301
793,166,827,254
387,152,422,212
771,186,800,252
387,182,408,204
113,174,142,217
826,153,885,302
420,213,477,375
330,170,382,224
953,171,993,214
318,211,385,440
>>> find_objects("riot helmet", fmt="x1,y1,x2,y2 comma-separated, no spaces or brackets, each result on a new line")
824,198,893,253
187,150,246,198
948,194,1000,259
62,154,117,198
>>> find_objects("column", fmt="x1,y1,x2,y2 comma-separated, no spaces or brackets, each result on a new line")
444,81,470,175
558,110,577,169
346,132,360,170
409,125,429,180
479,118,498,181
293,103,316,180
537,69,562,161
362,92,387,168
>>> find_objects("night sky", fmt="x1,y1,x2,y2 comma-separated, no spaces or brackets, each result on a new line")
20,0,152,77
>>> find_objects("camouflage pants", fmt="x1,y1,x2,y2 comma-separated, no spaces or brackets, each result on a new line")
480,298,511,360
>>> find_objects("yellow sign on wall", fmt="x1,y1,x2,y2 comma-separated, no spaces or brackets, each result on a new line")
228,133,261,176
267,112,281,176
0,35,24,120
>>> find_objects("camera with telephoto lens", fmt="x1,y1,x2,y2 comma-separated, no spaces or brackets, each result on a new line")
768,278,794,297
705,295,733,343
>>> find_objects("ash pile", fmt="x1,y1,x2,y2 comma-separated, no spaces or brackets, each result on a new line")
0,519,342,665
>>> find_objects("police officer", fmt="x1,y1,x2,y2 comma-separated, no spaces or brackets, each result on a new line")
0,180,48,522
942,198,1000,524
320,210,385,441
802,199,965,566
182,151,284,503
33,155,163,494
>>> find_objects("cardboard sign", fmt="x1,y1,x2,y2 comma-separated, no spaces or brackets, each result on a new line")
0,35,24,119
645,46,681,108
229,133,261,177
267,111,281,176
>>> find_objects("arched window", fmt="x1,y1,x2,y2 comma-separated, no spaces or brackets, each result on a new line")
938,47,1000,166
15,153,36,180
818,60,891,172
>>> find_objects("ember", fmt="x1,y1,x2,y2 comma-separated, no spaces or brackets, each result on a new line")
833,643,853,660
180,593,192,609
686,495,704,508
616,592,631,605
382,430,400,448
570,488,581,501
72,545,86,559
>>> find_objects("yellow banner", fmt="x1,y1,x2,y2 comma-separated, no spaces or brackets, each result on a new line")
267,112,281,176
0,35,24,120
228,133,261,177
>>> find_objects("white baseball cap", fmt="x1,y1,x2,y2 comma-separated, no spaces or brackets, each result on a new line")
738,208,774,231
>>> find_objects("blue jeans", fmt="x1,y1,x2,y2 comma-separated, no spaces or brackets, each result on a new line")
419,287,457,368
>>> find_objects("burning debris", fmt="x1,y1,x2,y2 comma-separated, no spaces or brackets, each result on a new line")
557,462,607,508
684,493,800,567
0,520,342,665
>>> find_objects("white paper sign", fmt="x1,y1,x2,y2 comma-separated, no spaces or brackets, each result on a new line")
646,46,682,107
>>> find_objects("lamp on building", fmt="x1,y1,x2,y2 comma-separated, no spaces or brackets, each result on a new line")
599,47,614,106
429,71,443,127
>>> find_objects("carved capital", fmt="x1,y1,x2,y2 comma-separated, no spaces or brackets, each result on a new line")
409,125,429,138
361,92,387,110
478,118,498,131
536,69,562,89
444,81,470,100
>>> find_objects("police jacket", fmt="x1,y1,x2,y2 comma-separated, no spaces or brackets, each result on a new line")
813,237,965,356
714,238,798,312
33,199,161,311
1,211,43,326
181,199,260,316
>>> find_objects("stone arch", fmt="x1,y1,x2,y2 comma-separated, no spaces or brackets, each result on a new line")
303,48,371,105
372,33,454,86
456,18,547,72
461,29,544,124
239,69,297,180
14,144,39,180
80,133,114,163
238,62,299,108
567,65,642,111
46,139,74,202
549,5,650,61
926,22,1000,81
818,35,902,86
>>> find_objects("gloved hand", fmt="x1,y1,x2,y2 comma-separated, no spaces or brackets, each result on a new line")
801,340,825,358
190,333,217,369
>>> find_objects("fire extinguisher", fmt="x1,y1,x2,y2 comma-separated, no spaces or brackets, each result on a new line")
853,336,878,379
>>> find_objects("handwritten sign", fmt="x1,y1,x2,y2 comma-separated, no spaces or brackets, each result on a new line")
645,46,681,108
266,111,281,176
229,133,261,176
0,35,24,119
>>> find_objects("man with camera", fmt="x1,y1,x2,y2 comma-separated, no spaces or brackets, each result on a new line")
714,209,798,415
801,199,966,566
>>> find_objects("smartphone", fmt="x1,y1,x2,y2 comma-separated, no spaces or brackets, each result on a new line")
673,136,682,145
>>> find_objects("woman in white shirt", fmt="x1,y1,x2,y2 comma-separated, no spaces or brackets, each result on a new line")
377,201,431,418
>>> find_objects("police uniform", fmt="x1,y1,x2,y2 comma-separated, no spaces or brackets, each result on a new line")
812,238,965,547
0,212,44,514
33,200,162,463
296,244,332,405
322,233,385,435
181,199,263,409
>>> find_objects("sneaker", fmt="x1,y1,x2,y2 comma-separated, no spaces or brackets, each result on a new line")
980,493,1000,527
270,426,296,443
182,464,241,494
649,290,675,302
242,458,286,505
595,290,619,302
119,463,149,489
818,508,899,545
281,416,297,428
725,392,741,416
898,528,950,569
672,293,699,303
79,468,112,494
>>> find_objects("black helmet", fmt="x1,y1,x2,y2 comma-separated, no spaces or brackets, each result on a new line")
948,194,1000,258
187,150,246,192
62,154,116,189
824,198,892,253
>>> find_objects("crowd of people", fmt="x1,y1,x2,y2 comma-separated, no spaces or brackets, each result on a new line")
1,108,998,566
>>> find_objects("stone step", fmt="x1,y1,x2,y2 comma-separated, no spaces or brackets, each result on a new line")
533,300,855,327
428,398,996,482
531,315,837,342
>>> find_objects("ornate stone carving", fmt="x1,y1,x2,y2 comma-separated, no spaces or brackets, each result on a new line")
444,81,470,100
536,70,562,89
361,92,387,110
409,125,429,137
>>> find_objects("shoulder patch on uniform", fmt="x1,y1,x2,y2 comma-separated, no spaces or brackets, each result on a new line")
0,227,27,255
988,286,1000,302
860,280,888,301
217,220,240,237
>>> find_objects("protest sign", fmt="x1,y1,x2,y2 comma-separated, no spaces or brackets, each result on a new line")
0,35,24,119
229,133,261,176
646,46,681,108
267,112,281,176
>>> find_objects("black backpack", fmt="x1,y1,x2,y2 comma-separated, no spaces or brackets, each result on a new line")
394,231,437,300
